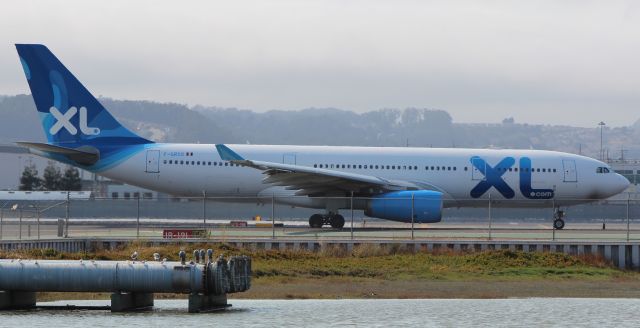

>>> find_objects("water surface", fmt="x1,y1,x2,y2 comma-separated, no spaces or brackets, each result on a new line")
0,298,637,327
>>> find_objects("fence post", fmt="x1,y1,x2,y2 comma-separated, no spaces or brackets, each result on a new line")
350,192,354,240
202,190,207,232
19,208,22,240
488,193,492,240
411,192,415,240
552,198,556,241
627,194,631,242
0,207,3,240
271,194,275,239
136,194,140,239
64,191,70,238
36,204,40,240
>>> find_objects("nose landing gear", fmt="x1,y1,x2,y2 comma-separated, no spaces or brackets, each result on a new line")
553,209,565,230
308,213,345,229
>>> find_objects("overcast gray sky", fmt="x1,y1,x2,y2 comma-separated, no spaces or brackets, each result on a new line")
1,0,639,127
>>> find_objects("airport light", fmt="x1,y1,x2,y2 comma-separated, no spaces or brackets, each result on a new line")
598,121,606,161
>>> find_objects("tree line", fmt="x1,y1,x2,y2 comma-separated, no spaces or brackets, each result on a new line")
19,161,82,191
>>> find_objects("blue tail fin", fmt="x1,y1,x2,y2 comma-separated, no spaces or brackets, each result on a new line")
15,44,151,148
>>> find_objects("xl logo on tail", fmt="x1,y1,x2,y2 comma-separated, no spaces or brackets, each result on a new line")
49,107,100,136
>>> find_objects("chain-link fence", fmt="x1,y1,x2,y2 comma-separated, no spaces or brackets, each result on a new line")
0,194,638,241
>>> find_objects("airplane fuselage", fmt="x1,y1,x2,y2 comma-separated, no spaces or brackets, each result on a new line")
101,144,628,209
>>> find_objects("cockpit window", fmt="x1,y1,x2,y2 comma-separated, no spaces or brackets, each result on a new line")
596,167,610,174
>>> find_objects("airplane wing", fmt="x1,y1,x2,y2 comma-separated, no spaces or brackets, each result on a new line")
215,144,419,196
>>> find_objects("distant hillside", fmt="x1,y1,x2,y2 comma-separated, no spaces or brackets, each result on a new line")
0,95,637,159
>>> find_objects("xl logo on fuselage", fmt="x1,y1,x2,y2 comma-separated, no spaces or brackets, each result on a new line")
470,156,554,199
49,106,100,136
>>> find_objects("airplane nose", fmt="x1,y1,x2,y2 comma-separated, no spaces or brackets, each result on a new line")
613,173,630,195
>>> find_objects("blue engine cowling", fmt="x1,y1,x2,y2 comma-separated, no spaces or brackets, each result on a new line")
364,190,443,223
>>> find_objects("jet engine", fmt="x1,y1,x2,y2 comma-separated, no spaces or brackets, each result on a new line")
365,190,443,223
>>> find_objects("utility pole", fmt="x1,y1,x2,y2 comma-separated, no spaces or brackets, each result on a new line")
598,121,606,161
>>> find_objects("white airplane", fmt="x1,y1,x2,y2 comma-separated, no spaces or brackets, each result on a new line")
14,44,630,229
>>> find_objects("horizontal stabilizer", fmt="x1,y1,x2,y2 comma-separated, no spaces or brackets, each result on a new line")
17,142,100,165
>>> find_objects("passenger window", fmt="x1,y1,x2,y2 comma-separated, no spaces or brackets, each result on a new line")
453,167,457,171
436,166,440,171
169,160,172,164
553,168,556,172
604,168,610,173
359,165,362,169
342,164,345,168
536,168,540,172
425,166,429,170
464,167,468,171
542,168,546,172
163,160,167,164
514,167,518,172
225,162,228,166
208,162,212,165
447,167,451,171
180,160,184,164
186,161,190,165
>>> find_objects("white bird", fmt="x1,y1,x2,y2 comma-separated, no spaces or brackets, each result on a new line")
131,251,138,261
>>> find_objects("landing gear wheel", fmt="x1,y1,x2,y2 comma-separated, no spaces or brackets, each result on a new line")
309,214,323,228
330,214,345,229
553,219,565,230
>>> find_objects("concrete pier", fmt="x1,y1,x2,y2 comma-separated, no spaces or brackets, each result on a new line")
0,291,36,310
188,293,228,313
111,292,154,312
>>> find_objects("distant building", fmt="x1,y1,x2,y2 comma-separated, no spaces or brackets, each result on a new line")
0,144,164,200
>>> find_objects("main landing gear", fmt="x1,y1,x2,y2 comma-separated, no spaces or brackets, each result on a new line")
553,208,565,230
309,213,345,229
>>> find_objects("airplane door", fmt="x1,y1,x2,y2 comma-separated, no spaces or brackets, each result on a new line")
471,157,485,181
283,153,296,165
562,159,577,182
145,150,160,173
